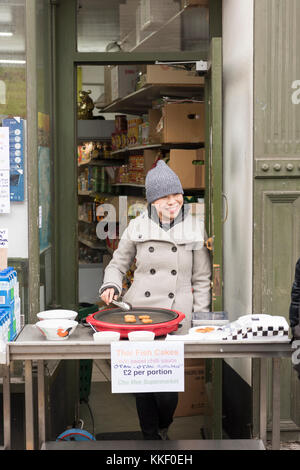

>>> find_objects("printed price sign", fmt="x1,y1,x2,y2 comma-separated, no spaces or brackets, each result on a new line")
0,171,10,213
110,341,184,393
0,229,8,270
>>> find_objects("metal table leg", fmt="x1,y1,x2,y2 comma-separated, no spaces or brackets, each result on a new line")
271,357,281,450
24,360,35,450
37,360,46,449
2,364,11,449
259,358,267,445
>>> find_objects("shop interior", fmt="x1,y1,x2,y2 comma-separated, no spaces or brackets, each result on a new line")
72,0,214,443
76,62,211,439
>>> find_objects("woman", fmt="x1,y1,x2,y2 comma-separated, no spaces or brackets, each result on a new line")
99,160,211,439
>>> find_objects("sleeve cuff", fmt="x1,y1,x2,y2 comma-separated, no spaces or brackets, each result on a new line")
99,284,121,297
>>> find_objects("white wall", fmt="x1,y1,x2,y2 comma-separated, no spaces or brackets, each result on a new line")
222,0,254,384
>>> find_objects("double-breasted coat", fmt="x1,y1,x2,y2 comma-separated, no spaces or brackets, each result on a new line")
100,206,211,334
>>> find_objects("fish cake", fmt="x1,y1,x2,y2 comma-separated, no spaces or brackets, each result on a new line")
138,315,150,320
124,315,136,323
141,318,153,324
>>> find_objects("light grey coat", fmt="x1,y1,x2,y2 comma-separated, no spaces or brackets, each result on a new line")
100,206,211,334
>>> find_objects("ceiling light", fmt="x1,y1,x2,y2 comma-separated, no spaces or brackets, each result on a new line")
0,32,13,37
0,59,26,64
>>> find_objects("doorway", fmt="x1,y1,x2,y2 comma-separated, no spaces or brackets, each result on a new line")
54,0,223,440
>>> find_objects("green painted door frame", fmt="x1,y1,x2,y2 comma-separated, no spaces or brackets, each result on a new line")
26,0,40,323
205,37,223,439
54,0,222,309
53,0,223,436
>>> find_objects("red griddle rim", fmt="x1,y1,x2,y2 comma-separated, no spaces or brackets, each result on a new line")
86,307,185,333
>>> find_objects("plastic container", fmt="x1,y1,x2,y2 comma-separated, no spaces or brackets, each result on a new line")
192,311,229,327
93,331,120,343
128,331,155,341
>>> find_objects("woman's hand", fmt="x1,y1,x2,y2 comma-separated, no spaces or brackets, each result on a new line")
100,288,118,305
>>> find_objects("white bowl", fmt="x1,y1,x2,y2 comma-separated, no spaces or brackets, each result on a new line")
128,331,155,342
37,309,78,321
35,319,78,341
93,331,120,343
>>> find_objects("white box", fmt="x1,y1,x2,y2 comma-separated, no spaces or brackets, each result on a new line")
110,65,138,101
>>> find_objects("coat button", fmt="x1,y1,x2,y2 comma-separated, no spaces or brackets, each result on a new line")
168,293,174,299
150,269,156,275
149,247,154,253
171,270,177,276
145,291,151,297
171,246,177,252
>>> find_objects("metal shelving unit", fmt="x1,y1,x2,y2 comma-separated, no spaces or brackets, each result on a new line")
99,83,204,115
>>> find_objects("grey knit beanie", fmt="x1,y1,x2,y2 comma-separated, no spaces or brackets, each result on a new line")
145,160,184,203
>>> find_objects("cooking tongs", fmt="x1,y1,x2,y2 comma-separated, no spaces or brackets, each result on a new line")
111,299,132,311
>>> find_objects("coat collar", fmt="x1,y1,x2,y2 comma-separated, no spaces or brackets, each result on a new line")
127,204,204,245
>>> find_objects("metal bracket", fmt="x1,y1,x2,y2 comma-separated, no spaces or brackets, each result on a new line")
155,60,209,75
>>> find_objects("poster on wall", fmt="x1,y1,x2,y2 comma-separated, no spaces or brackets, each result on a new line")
2,117,25,202
38,146,51,252
0,127,10,213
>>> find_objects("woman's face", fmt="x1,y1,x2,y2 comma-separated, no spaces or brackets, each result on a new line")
153,193,184,222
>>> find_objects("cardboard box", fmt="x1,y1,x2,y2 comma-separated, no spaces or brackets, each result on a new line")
110,65,138,101
143,149,160,176
162,103,205,143
148,103,205,144
104,66,112,104
169,149,205,189
143,64,205,86
174,364,208,417
148,108,162,144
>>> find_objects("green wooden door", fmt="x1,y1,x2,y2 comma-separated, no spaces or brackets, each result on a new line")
252,0,300,440
204,37,223,438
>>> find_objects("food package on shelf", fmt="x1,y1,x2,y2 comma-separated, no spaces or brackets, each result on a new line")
117,165,130,183
127,118,143,147
128,154,144,171
128,169,145,185
115,115,128,133
139,121,149,145
78,141,93,165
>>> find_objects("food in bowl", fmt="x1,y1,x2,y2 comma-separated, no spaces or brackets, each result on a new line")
128,331,155,341
141,318,153,324
35,319,78,340
37,309,78,321
93,331,121,343
138,315,150,320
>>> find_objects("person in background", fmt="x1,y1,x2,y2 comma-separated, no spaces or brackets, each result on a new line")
99,159,211,440
289,258,300,379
